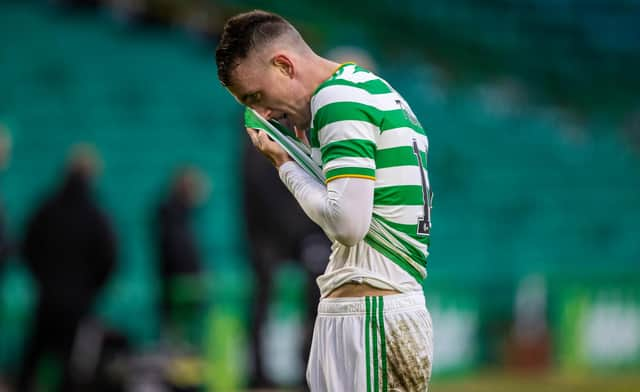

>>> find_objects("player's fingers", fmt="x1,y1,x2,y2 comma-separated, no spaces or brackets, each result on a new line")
245,127,260,146
256,130,271,150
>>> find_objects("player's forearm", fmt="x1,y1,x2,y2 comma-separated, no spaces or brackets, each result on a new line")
278,161,342,240
278,161,373,246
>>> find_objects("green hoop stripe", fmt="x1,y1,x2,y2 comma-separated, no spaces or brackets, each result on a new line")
312,102,425,135
321,139,377,163
376,146,427,169
374,185,424,206
319,78,394,95
325,167,376,182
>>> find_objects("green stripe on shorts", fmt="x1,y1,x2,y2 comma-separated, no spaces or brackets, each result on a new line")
366,296,389,392
372,297,379,392
365,296,371,392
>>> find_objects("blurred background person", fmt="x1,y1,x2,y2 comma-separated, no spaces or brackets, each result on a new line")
242,133,331,389
17,144,117,392
0,125,13,273
0,125,13,391
152,165,209,351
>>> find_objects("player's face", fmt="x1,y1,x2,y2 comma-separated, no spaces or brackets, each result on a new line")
228,54,311,130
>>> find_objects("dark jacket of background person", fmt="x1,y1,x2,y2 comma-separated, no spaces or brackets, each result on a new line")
0,204,11,270
152,168,207,351
242,137,331,388
18,169,117,392
0,127,11,270
153,187,204,331
23,171,116,317
155,192,202,279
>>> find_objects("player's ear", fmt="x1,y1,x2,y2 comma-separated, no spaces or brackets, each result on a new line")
272,54,294,78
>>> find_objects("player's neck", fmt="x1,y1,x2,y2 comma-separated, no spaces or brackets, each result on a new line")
306,56,340,95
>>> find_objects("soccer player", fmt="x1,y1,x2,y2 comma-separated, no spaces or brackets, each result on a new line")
216,10,434,391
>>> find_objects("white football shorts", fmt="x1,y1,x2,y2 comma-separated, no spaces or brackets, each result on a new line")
307,292,433,391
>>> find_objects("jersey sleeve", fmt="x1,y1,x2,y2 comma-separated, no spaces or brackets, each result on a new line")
313,91,380,184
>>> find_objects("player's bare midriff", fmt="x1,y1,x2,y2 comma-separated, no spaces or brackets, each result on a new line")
326,282,401,298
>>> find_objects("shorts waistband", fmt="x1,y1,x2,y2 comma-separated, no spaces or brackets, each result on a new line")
317,291,425,316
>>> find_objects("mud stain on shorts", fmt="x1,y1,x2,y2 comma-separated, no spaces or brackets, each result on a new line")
385,317,432,391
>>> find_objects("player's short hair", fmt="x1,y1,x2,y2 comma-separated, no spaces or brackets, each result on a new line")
216,10,295,87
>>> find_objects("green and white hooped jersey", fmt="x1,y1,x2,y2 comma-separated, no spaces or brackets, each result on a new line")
310,63,432,294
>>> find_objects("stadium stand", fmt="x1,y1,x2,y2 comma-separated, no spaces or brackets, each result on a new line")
1,0,639,387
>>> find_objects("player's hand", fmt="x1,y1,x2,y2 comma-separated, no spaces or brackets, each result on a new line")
246,127,292,168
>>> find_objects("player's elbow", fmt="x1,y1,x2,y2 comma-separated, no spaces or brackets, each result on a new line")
332,216,371,247
324,184,372,247
334,231,364,247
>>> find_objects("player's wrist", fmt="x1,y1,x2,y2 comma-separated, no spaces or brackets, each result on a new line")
273,155,293,169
